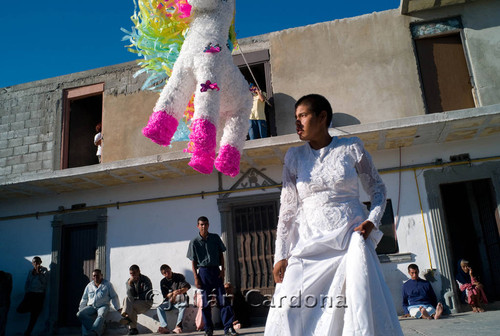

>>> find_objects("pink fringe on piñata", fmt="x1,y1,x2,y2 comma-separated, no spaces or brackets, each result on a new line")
215,144,241,177
188,118,217,174
142,110,179,146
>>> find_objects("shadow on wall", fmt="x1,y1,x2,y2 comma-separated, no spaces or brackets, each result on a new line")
272,93,296,135
331,113,361,128
269,93,362,135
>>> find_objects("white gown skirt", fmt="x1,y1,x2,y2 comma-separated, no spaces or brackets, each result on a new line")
264,231,403,336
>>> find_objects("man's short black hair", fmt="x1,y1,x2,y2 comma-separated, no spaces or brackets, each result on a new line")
32,256,42,264
295,94,333,128
160,264,171,272
129,264,140,272
93,269,102,274
408,264,419,272
197,216,209,224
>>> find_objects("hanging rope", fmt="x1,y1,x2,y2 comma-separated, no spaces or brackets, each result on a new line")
236,42,272,106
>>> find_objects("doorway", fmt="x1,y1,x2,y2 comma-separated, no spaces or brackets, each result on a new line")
61,83,104,169
232,200,278,322
58,223,98,327
440,179,500,302
50,208,107,333
414,33,475,114
218,189,281,325
233,49,276,137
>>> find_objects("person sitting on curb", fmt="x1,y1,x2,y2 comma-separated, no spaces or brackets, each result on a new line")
402,264,443,320
120,265,153,335
77,269,120,336
156,264,190,334
456,259,488,312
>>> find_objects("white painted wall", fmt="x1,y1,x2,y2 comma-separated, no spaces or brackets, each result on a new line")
1,135,500,329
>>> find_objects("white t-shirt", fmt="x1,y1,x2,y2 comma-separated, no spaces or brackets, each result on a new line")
94,132,102,156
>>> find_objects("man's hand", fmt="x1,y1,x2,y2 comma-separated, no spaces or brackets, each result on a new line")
194,276,202,289
273,259,288,284
170,290,178,303
354,220,374,240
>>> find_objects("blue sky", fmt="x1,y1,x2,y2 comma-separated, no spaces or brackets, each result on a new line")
0,0,399,88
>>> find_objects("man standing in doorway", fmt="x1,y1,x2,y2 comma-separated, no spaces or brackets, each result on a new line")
120,265,153,335
187,216,238,336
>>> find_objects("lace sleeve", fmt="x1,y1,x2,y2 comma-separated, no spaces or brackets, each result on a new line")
352,138,387,228
274,149,299,265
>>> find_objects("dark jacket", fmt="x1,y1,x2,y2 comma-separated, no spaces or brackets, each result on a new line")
0,271,12,306
126,274,153,301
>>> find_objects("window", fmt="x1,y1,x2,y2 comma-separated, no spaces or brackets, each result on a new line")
411,18,475,114
61,83,104,169
364,199,399,254
233,49,276,137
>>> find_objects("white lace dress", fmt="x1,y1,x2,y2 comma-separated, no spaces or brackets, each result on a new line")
264,137,403,336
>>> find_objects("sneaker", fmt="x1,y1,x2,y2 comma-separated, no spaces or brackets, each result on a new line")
204,329,213,336
120,316,132,325
225,327,239,336
128,328,139,335
172,326,182,334
157,326,171,334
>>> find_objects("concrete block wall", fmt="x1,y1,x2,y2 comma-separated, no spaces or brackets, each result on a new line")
0,61,145,182
0,82,56,179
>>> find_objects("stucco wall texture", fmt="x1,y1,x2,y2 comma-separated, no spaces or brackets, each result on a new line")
269,2,500,135
270,9,424,135
1,1,500,178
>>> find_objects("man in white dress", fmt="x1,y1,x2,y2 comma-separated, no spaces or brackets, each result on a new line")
264,94,403,336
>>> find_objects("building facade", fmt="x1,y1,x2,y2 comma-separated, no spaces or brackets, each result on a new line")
1,0,500,334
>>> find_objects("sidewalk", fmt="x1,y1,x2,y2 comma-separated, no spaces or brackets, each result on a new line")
133,303,499,336
399,302,500,336
51,303,498,335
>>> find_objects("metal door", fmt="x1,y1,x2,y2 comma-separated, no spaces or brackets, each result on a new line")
58,223,97,326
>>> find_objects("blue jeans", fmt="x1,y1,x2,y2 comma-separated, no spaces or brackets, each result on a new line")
76,305,109,336
248,119,268,139
198,267,234,332
156,300,188,328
